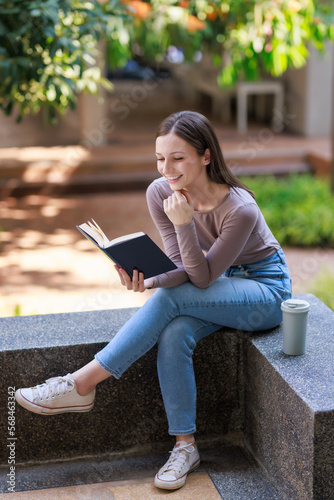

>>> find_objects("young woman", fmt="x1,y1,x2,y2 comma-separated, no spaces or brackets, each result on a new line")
15,111,292,491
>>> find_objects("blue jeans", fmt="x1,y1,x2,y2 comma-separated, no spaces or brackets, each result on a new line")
95,249,291,435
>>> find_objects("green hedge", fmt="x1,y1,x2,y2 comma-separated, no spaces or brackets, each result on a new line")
241,174,334,247
307,268,334,311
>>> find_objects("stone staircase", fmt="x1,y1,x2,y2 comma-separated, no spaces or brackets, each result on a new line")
0,139,319,198
0,294,333,498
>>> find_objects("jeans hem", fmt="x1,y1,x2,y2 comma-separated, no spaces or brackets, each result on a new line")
169,428,196,436
94,354,121,380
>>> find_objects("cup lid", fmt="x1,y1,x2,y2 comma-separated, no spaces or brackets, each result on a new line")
281,299,310,313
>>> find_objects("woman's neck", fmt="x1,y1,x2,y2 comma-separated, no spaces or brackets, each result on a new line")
185,181,229,212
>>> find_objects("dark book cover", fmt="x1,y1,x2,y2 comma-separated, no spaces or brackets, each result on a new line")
77,227,177,279
104,234,177,279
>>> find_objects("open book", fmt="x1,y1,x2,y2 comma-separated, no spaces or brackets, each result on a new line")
77,219,177,279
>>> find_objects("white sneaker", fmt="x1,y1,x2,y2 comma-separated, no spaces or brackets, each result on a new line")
15,374,95,415
154,441,200,490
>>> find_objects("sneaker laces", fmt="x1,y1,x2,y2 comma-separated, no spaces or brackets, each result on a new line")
32,375,75,402
161,443,195,477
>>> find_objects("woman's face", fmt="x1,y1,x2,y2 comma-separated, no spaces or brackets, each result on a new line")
155,133,210,192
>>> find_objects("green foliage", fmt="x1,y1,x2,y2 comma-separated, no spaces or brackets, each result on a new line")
1,0,333,119
241,174,334,247
212,0,334,86
0,0,125,122
109,1,334,87
107,0,204,68
308,268,334,311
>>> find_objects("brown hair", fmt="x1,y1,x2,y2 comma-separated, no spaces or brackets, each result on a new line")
156,110,255,199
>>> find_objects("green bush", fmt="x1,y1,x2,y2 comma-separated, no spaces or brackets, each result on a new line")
307,268,334,311
241,174,334,247
0,0,123,122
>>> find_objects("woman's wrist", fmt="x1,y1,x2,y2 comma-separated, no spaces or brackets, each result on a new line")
174,219,194,230
174,217,193,227
144,277,154,289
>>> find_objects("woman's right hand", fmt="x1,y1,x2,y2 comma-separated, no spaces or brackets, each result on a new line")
114,266,153,293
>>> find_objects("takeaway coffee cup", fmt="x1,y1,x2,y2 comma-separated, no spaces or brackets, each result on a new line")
281,299,310,355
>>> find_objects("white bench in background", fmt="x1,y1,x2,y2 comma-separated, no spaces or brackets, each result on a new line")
237,80,284,132
172,64,285,132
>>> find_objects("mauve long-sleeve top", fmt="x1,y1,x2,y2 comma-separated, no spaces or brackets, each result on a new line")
146,177,281,289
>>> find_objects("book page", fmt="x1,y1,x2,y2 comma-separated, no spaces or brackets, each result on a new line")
78,219,110,248
108,231,145,247
78,219,144,248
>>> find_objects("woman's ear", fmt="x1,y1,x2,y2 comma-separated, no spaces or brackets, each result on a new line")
204,148,211,165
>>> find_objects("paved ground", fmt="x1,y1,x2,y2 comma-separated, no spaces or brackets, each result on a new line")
1,190,334,318
0,191,157,317
0,473,222,499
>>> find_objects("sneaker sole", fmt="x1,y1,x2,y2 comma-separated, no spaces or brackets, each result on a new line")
15,390,94,415
154,458,200,490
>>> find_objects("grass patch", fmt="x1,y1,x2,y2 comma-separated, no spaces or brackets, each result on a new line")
241,174,334,247
307,267,334,311
13,304,22,316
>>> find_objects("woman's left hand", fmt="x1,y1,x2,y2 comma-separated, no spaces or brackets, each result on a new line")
115,267,153,292
163,190,194,226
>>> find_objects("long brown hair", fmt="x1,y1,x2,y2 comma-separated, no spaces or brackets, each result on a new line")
156,110,255,199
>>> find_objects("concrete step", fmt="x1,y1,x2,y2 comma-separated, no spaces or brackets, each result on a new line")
0,445,280,498
0,146,314,197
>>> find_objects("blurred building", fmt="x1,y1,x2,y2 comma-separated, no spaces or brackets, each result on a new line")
0,44,332,149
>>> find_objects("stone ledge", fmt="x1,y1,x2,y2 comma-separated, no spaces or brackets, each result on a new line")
244,293,334,500
0,307,245,464
248,294,334,413
0,294,333,500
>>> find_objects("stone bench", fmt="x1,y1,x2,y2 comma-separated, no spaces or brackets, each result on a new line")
0,293,333,499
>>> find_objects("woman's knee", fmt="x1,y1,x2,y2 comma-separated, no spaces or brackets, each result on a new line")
150,287,177,309
158,316,197,356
